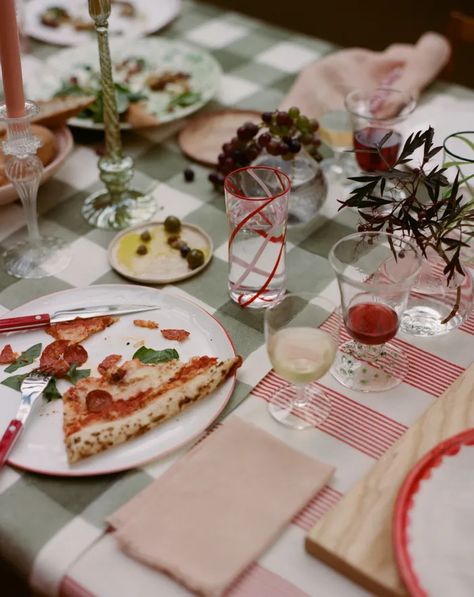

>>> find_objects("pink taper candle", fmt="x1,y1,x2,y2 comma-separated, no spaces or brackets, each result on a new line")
0,0,25,117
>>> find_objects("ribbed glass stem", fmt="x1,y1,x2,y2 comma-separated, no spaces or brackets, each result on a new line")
96,25,122,162
89,0,122,163
0,102,43,244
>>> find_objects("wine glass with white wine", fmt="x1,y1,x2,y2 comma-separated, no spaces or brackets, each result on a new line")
264,293,339,430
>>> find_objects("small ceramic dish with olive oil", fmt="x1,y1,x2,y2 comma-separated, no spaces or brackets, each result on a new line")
108,216,213,284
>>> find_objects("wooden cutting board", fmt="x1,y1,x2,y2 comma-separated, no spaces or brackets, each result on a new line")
306,361,474,597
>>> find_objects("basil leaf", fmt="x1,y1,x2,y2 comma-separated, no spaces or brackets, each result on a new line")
1,373,28,391
66,363,91,385
43,377,62,402
5,343,42,373
169,91,201,109
133,347,179,364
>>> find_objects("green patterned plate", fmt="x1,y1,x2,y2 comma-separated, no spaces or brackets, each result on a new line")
26,37,221,130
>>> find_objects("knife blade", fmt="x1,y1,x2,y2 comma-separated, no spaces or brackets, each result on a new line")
0,304,160,334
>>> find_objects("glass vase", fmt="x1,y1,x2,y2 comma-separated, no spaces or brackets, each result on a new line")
400,247,474,336
253,150,327,226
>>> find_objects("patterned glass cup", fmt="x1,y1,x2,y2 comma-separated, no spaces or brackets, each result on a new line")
224,166,291,309
329,232,421,392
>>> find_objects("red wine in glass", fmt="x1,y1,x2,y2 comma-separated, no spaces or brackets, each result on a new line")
345,303,399,345
353,127,401,171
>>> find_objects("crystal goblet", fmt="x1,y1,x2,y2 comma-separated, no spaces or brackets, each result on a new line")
264,293,339,430
329,232,421,392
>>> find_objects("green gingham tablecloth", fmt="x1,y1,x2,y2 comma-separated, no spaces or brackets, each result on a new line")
1,1,474,595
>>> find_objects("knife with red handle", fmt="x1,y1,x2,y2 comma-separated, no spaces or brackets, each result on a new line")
0,304,159,334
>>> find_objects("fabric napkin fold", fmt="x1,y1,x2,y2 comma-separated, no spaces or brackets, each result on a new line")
108,417,334,596
280,32,451,118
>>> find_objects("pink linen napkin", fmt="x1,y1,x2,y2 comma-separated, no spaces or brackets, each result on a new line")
280,32,451,118
108,417,334,596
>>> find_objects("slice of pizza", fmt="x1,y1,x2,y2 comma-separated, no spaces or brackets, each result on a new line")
63,354,242,464
46,316,118,344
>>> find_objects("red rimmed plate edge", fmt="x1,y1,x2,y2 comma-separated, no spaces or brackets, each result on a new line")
393,428,474,597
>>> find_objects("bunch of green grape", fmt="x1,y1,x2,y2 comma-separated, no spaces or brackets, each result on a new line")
208,107,321,189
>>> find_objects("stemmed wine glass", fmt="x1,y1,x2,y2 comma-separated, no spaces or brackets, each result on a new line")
345,88,416,173
329,232,421,392
264,293,339,430
319,110,358,184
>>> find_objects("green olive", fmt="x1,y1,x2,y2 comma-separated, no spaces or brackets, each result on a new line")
140,229,151,242
187,249,205,270
136,244,148,255
164,215,181,234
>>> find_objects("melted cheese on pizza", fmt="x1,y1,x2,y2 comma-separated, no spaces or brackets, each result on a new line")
63,355,242,463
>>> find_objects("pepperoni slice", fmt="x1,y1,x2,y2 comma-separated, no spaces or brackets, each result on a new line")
40,341,88,377
64,344,88,367
98,354,122,376
0,344,19,364
40,340,71,377
86,389,113,413
161,328,190,342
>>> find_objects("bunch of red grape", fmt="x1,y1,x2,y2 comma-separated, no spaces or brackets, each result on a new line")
208,107,322,189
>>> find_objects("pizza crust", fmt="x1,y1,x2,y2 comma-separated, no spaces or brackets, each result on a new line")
64,355,241,463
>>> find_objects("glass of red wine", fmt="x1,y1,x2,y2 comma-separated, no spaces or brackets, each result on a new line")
329,232,421,392
345,88,416,172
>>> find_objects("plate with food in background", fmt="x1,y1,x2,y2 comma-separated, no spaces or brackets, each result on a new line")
24,0,182,46
25,37,221,130
109,216,213,284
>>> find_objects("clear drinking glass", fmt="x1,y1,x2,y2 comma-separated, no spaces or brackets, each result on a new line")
319,110,358,184
345,88,416,172
265,293,339,429
224,166,291,308
443,130,474,196
329,232,421,392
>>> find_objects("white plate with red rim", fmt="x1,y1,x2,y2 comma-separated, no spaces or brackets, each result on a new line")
393,428,474,597
24,0,182,46
0,284,237,476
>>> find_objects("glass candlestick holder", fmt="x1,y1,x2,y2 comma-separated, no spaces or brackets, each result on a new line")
81,0,155,230
0,101,71,278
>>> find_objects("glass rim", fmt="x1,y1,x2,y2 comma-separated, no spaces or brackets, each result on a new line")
0,100,40,123
328,231,422,290
263,292,339,340
344,87,417,122
443,130,474,163
224,165,292,202
264,291,337,312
